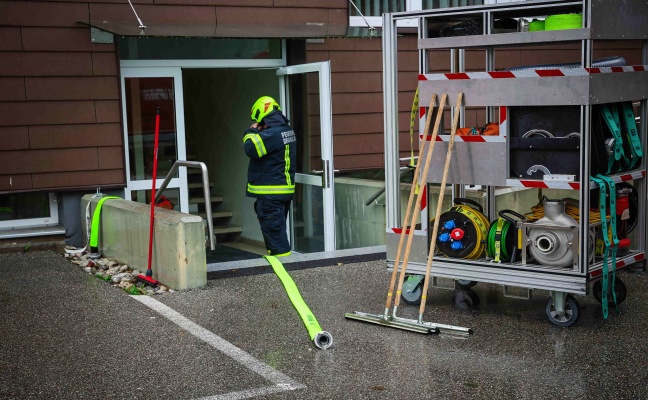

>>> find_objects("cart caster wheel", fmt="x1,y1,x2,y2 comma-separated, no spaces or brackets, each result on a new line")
456,280,478,289
545,295,580,327
452,289,480,310
593,278,627,305
401,275,424,305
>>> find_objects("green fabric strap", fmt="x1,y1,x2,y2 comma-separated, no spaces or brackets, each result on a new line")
590,176,610,318
600,104,627,173
89,196,121,248
598,175,619,314
620,102,643,169
264,255,323,341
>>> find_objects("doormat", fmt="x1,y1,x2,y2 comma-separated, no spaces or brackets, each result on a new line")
205,245,261,264
207,251,386,280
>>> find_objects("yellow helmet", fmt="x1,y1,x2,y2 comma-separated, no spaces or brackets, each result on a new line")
250,96,280,123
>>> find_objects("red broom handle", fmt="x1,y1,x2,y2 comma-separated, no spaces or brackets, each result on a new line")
146,107,161,274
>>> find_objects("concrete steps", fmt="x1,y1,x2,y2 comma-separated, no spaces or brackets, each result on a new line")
184,158,242,245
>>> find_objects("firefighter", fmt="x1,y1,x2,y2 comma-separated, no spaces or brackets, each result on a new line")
243,96,297,256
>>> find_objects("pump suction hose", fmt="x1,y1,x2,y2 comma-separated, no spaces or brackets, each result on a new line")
264,255,333,349
504,55,627,71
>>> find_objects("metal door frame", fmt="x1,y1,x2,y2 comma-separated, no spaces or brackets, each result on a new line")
120,67,189,212
277,61,336,251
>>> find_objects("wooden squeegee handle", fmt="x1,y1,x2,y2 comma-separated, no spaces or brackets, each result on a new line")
392,93,448,311
383,93,437,311
417,92,464,319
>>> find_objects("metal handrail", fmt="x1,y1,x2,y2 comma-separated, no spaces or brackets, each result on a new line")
364,166,413,206
154,160,215,250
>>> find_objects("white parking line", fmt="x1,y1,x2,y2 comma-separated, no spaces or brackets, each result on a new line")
131,295,306,399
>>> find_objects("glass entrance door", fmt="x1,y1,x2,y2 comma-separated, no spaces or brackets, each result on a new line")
277,62,335,252
120,68,188,211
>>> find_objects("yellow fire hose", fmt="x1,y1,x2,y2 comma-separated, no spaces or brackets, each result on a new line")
264,255,333,349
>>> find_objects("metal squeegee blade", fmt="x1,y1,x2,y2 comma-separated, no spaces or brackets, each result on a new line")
344,311,439,334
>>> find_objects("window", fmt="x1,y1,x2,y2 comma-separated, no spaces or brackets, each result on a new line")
350,0,485,27
118,37,282,60
0,192,59,230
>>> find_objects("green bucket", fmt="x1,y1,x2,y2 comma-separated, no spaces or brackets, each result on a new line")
529,19,545,32
545,13,582,31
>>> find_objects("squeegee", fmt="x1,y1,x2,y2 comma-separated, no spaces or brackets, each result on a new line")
345,92,472,336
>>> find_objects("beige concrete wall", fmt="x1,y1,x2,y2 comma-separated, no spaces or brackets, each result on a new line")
81,194,206,290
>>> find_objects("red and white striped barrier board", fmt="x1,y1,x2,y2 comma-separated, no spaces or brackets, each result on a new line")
589,252,645,278
506,170,645,190
427,135,507,142
419,65,648,81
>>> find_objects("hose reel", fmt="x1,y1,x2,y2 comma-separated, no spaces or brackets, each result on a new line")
436,198,489,259
486,210,526,263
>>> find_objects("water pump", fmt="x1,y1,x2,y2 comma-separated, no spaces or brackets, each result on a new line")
527,199,578,268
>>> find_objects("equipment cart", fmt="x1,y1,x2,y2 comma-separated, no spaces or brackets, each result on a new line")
382,0,648,326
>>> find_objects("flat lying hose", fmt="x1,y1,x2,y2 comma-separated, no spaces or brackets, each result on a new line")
264,255,332,349
504,56,627,71
525,200,601,224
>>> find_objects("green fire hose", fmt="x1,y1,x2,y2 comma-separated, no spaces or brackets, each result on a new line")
89,196,121,256
264,255,333,349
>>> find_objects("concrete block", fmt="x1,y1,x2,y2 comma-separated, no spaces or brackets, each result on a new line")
81,194,206,290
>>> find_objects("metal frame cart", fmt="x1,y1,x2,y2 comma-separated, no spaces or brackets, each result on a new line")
382,0,648,326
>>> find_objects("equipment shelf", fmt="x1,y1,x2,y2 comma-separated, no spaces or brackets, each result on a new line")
382,0,648,327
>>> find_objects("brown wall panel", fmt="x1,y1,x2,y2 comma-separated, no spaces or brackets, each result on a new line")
43,0,152,3
331,91,417,115
0,27,22,51
334,154,383,170
330,51,383,72
333,113,383,135
275,0,346,7
215,6,328,25
0,2,89,27
154,0,270,5
333,113,382,135
305,50,331,64
31,169,124,190
0,78,26,101
396,51,419,72
2,148,97,175
92,52,119,76
97,146,124,169
0,174,32,192
398,71,419,93
89,3,216,25
517,49,582,69
95,100,121,123
307,37,381,52
29,123,122,149
21,27,115,53
0,101,96,126
332,72,381,93
598,49,643,65
0,53,94,77
25,77,119,101
428,49,453,72
334,133,384,155
327,8,348,27
0,127,29,151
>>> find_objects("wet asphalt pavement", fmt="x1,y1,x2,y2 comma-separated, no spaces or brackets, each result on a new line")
1,250,648,399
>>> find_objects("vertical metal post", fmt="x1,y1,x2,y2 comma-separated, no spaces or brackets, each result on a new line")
485,11,496,220
419,16,430,236
383,12,400,229
579,21,593,276
639,39,648,259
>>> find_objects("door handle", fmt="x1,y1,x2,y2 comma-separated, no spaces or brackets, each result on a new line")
310,162,338,188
